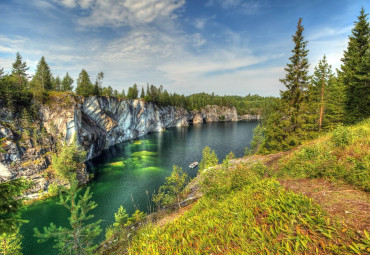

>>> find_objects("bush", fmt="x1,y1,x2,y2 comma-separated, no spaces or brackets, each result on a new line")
332,125,352,147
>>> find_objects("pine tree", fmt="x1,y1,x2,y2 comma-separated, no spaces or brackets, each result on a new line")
31,56,52,91
0,179,29,255
140,86,145,98
61,72,74,91
76,69,94,97
51,140,87,182
34,181,102,255
11,52,29,89
338,7,370,123
279,18,310,138
199,146,219,171
51,75,61,91
121,89,126,98
311,55,345,130
94,72,104,96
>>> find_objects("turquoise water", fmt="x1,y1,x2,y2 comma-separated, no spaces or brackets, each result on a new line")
21,121,258,254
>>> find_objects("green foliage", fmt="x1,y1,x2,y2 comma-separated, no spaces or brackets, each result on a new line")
332,125,352,147
51,139,87,182
199,146,218,171
0,178,29,235
34,180,102,255
0,228,23,255
338,7,370,123
276,119,370,191
47,182,61,197
30,56,52,92
129,178,365,254
61,72,74,92
11,52,29,89
245,124,265,155
125,210,146,226
113,206,129,228
152,165,189,209
127,84,138,99
76,69,94,97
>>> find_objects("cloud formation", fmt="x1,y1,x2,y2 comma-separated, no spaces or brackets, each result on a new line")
57,0,185,27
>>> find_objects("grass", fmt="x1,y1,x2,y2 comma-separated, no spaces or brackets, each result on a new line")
275,119,370,191
129,178,368,254
100,119,370,254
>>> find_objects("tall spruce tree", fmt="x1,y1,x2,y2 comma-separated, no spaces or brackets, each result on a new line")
11,52,29,89
61,72,74,91
31,56,52,91
76,69,94,97
34,181,102,255
311,55,345,130
279,18,310,137
0,179,29,255
338,7,370,123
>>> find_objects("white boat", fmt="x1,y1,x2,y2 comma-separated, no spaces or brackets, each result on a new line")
189,161,198,168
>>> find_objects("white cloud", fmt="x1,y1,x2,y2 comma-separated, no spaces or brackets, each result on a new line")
57,0,185,27
205,0,261,14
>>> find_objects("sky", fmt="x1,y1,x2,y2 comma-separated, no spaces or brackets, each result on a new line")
0,0,369,96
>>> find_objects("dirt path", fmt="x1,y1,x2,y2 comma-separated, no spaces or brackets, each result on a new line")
279,178,370,234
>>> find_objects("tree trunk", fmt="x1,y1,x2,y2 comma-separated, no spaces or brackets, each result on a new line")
3,238,6,255
319,77,325,130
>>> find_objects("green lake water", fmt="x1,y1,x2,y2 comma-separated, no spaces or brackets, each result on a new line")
20,121,258,254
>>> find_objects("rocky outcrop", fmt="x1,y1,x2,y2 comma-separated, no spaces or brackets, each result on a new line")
0,95,258,198
239,114,261,121
191,105,238,123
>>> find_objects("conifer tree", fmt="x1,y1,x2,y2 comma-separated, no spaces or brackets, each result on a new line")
34,181,102,255
31,56,52,91
338,7,370,123
199,146,219,171
61,72,74,91
279,18,310,137
51,75,61,91
140,86,145,98
0,179,29,255
311,55,345,130
76,69,94,97
94,72,104,96
11,52,29,89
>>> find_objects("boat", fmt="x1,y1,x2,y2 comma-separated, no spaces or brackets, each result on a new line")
189,161,198,168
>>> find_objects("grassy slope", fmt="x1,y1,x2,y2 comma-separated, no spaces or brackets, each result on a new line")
104,119,370,254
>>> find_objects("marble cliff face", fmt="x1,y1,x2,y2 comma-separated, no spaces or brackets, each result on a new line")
0,95,258,196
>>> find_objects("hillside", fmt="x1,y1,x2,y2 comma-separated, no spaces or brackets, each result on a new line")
100,119,370,254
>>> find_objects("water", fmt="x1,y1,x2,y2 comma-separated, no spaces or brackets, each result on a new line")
21,121,258,254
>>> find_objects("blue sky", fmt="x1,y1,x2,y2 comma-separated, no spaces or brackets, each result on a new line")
0,0,368,96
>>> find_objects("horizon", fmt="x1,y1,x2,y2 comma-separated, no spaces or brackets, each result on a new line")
0,0,369,97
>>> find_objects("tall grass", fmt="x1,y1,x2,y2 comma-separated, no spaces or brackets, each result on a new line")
276,119,370,191
129,177,367,254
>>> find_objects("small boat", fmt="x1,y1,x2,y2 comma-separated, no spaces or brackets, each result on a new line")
189,161,198,168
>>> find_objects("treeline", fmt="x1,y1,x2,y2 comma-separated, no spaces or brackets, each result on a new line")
0,56,272,115
249,8,369,154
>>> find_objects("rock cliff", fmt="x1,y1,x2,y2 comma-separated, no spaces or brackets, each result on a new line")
0,95,258,197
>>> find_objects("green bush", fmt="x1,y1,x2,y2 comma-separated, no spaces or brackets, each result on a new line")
332,125,352,147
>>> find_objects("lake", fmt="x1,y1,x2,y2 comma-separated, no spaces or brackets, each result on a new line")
21,120,258,254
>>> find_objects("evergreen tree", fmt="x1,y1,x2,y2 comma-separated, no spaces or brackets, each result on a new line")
51,75,61,91
51,140,87,182
140,86,145,98
121,89,126,98
61,72,74,92
94,72,104,96
11,52,29,89
76,69,94,97
127,84,138,99
0,179,29,255
311,55,344,130
338,7,370,123
279,18,310,138
199,146,219,171
31,56,52,91
34,181,102,255
1,228,22,255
